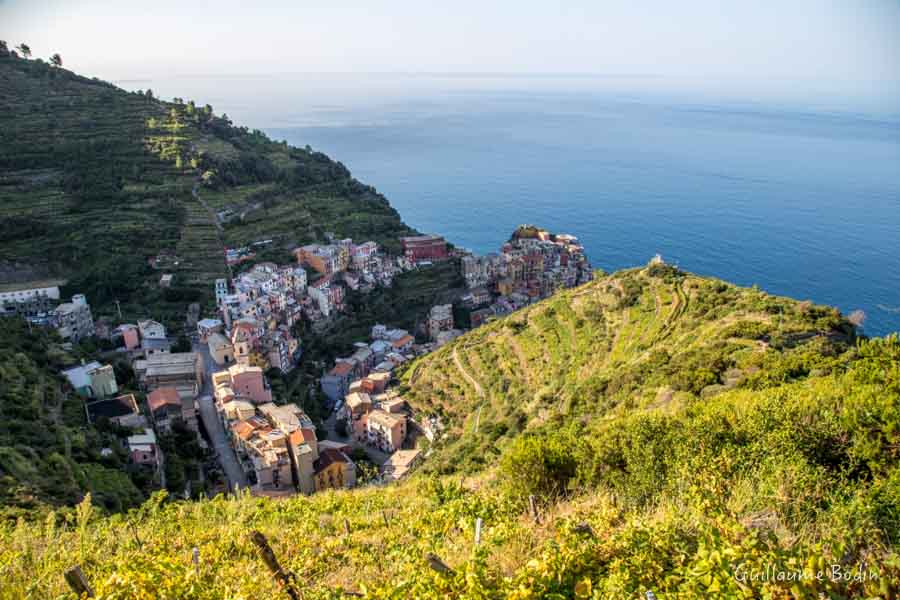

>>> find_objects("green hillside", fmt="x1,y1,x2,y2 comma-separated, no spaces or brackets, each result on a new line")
0,318,144,519
0,54,414,329
400,264,859,474
2,266,898,598
2,332,898,598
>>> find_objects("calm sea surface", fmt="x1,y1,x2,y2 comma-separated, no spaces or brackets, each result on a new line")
121,74,900,336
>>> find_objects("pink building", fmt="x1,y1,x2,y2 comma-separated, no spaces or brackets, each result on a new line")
121,324,140,351
212,363,272,405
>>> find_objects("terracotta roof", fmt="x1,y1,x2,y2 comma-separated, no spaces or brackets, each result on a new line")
288,429,306,447
329,361,354,376
301,427,317,444
392,335,414,348
148,387,181,413
231,421,255,439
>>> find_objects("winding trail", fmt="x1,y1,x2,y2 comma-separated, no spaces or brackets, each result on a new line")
453,345,484,397
453,344,487,433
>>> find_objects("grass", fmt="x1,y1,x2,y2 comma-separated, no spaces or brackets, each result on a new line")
2,329,897,598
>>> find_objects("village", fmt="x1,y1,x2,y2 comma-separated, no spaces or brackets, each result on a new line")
0,225,593,499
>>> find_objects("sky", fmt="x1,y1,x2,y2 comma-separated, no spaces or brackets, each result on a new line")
1,0,899,111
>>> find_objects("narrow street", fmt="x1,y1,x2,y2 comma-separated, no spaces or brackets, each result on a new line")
194,340,248,491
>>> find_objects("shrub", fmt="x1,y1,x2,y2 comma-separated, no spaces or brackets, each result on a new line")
499,430,580,502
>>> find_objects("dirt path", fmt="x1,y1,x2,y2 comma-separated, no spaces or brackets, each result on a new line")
453,344,484,398
191,181,232,279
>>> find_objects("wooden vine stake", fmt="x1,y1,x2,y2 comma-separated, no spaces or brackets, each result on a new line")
250,531,301,600
528,495,539,522
192,546,200,577
474,517,483,546
64,565,94,598
343,518,351,537
426,552,454,575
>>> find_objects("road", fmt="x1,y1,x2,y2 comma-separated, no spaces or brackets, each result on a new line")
194,340,249,491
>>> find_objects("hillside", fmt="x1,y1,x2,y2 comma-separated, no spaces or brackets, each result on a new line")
400,263,860,473
2,331,898,597
0,318,144,518
0,55,415,329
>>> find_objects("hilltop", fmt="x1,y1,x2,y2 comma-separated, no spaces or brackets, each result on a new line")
400,263,860,473
0,55,416,330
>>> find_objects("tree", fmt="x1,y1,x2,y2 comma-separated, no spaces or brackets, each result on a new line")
0,41,8,57
171,335,192,353
49,53,62,67
16,43,31,58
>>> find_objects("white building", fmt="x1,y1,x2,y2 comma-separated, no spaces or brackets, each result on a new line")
53,294,95,341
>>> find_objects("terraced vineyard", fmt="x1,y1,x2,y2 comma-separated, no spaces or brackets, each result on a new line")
0,55,415,327
400,263,859,473
3,331,898,598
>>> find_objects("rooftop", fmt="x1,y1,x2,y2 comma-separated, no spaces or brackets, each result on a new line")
329,361,355,377
85,394,139,422
148,387,181,413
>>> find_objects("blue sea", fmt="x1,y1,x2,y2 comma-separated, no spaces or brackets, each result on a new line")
122,74,900,336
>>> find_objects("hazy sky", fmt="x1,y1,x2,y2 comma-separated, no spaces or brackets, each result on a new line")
2,0,899,109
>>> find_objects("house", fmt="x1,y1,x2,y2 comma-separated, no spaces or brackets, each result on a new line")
349,372,390,396
313,448,356,491
215,278,229,305
381,396,407,414
142,338,171,357
344,392,373,442
318,439,353,454
435,329,463,346
257,404,321,494
85,393,145,428
294,244,345,275
197,318,223,341
211,363,272,405
400,235,448,262
53,294,95,341
0,283,60,317
208,332,234,366
88,364,118,398
62,361,118,398
159,273,174,288
231,320,260,364
382,449,421,482
222,399,256,422
257,402,317,455
137,319,166,341
143,352,203,398
391,334,415,354
128,428,160,467
427,304,454,340
366,409,407,452
470,307,494,328
148,387,197,433
230,417,294,492
321,360,355,404
468,286,492,306
119,324,140,351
